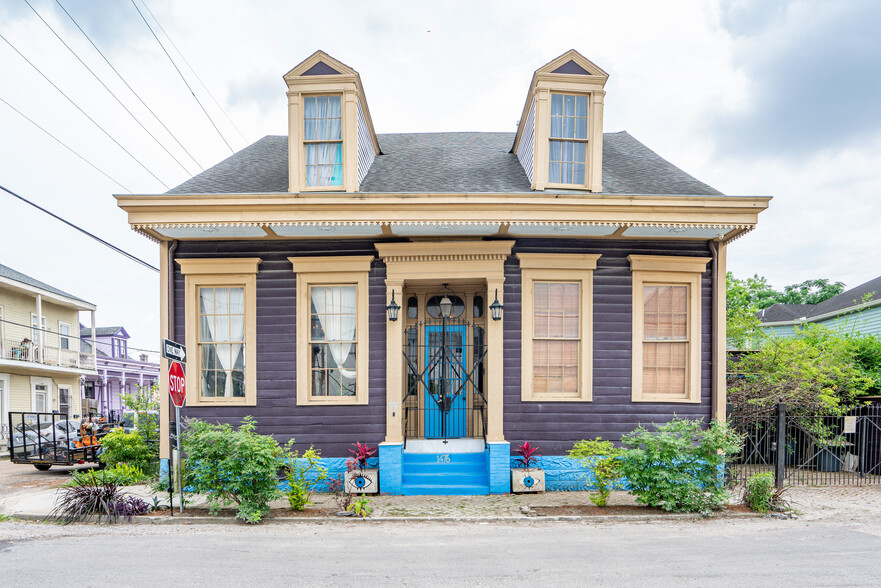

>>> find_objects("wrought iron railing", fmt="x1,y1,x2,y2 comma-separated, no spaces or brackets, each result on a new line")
1,338,95,370
402,318,488,446
729,403,881,486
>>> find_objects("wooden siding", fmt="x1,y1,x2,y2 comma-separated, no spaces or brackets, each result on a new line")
173,239,387,456
762,305,881,340
357,100,375,186
503,238,715,454
171,237,718,457
516,98,535,183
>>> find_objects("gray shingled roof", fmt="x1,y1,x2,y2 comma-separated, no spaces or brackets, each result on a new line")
0,262,91,304
166,131,723,196
79,326,126,338
759,276,881,323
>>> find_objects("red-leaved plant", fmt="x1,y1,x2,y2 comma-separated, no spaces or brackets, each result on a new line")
349,442,378,470
514,441,541,469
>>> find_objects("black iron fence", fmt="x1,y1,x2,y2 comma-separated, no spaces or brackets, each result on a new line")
729,403,881,486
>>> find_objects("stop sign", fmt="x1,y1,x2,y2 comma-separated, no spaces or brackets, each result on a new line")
169,361,186,408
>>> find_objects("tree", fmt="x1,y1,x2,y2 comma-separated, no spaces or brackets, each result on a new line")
779,278,846,305
726,273,847,349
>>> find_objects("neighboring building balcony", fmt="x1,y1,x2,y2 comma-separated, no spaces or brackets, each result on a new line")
0,338,96,374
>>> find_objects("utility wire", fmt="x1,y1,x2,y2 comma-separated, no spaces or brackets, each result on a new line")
0,318,159,355
0,31,170,189
24,0,194,177
0,184,160,273
130,0,235,154
140,0,249,145
54,0,205,172
0,96,131,193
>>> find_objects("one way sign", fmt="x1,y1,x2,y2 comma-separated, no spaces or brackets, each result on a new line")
161,339,187,364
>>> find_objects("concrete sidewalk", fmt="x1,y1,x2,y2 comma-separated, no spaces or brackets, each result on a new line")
4,482,881,523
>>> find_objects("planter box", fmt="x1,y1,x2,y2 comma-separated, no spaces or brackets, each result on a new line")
345,468,380,494
816,447,843,473
511,468,545,493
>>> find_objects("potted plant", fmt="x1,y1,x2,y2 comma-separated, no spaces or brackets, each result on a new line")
345,442,379,494
815,436,850,473
511,441,545,493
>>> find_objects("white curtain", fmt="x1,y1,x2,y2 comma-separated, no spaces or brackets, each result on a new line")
311,286,357,380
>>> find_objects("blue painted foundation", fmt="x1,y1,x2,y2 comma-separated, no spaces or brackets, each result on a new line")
509,456,624,492
378,442,402,494
487,442,511,493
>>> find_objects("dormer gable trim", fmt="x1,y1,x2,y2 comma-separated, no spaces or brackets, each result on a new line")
283,50,358,79
512,50,608,193
284,51,381,193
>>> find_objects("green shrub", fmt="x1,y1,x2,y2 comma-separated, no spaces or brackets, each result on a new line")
99,429,154,473
180,416,283,523
743,472,775,513
568,438,622,507
67,464,150,487
619,417,743,514
284,444,327,511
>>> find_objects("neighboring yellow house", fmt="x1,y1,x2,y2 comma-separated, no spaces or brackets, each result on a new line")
1,263,97,441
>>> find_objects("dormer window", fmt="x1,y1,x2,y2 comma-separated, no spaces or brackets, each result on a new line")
512,50,608,193
284,51,381,193
549,94,589,185
304,95,343,187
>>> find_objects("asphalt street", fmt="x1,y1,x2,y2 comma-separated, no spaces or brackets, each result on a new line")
2,517,881,586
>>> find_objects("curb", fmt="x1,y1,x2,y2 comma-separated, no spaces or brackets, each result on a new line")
6,511,765,525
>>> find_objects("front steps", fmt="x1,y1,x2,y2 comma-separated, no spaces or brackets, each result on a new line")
401,450,490,495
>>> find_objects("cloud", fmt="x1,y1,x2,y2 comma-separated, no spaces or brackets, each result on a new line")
711,0,881,160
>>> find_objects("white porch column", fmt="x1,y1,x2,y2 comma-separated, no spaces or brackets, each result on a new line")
384,280,404,443
36,294,44,362
485,278,505,442
90,311,97,370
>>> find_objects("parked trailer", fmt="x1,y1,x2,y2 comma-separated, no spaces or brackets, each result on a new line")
6,411,116,470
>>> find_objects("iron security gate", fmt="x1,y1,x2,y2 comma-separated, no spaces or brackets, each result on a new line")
403,318,487,445
729,403,881,486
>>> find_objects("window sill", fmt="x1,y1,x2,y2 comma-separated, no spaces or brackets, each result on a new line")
186,397,257,407
521,395,592,403
631,395,700,404
298,396,368,406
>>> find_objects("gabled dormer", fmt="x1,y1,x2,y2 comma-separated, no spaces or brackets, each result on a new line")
512,50,608,193
283,51,381,193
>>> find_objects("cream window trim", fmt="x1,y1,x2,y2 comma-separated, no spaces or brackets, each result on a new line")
289,256,371,406
179,258,260,407
517,253,601,402
628,255,711,404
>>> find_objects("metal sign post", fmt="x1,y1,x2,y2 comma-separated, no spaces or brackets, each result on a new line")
174,404,183,514
165,342,187,515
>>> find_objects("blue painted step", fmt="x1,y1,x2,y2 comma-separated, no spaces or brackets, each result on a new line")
401,451,490,496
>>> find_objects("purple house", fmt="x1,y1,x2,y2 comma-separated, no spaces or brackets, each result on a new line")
116,51,769,494
80,326,159,418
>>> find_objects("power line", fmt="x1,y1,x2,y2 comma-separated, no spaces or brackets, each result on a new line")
0,184,160,273
130,0,235,155
54,0,205,172
139,0,249,145
0,318,159,355
0,31,170,189
0,96,132,193
24,0,195,177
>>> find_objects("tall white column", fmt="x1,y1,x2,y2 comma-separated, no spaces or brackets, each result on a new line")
90,311,97,370
36,294,44,362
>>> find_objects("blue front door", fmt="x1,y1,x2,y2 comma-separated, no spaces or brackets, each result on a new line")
424,325,467,438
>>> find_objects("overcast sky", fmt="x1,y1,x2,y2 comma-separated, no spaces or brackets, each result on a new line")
1,0,880,357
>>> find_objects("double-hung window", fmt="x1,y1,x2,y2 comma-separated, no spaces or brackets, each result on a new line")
304,95,343,188
548,93,589,186
518,253,600,402
179,258,260,406
290,256,372,406
59,322,71,351
629,255,711,403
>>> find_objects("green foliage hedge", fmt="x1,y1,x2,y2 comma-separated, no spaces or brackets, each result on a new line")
180,416,283,523
618,418,743,514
